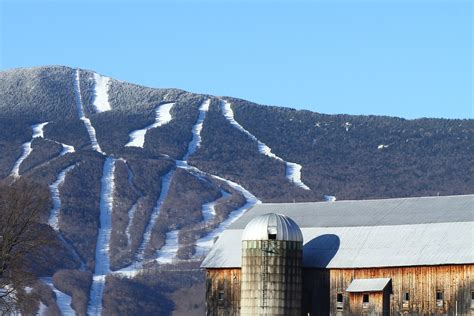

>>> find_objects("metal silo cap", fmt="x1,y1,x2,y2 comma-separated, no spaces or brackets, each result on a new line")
241,213,303,242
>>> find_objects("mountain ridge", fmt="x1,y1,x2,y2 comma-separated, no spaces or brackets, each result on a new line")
0,65,472,315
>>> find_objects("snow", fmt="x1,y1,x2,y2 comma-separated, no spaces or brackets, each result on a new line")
24,286,33,294
194,174,261,258
74,69,103,153
285,162,310,190
344,122,352,131
87,158,115,315
137,170,174,260
10,122,48,177
202,190,230,223
125,202,139,245
38,302,48,315
32,122,48,138
182,99,210,161
94,157,116,275
59,144,75,156
378,144,389,150
48,165,76,230
125,102,175,147
324,195,336,202
155,230,180,264
220,100,310,190
41,277,74,316
92,73,112,112
87,275,106,316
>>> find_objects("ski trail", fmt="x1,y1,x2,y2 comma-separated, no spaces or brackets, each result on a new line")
125,202,139,245
155,230,179,264
41,277,74,316
88,157,115,316
220,100,310,190
74,69,103,153
136,170,174,260
182,98,211,161
92,73,112,112
194,174,261,258
48,165,76,230
125,102,175,148
10,122,48,177
202,190,230,223
59,143,75,156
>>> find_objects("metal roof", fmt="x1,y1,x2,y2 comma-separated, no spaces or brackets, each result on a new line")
346,278,391,292
241,213,303,242
201,195,474,269
229,195,474,229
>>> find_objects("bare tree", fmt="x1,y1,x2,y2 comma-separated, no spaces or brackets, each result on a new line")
0,179,50,313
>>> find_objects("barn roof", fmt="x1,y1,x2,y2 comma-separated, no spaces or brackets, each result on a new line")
201,194,474,269
346,278,391,292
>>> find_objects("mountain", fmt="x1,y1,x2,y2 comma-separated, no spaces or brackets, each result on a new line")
1,65,472,315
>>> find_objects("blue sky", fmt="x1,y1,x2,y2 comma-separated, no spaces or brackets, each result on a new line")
0,0,472,119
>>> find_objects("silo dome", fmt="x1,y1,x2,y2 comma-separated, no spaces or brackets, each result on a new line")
241,213,303,242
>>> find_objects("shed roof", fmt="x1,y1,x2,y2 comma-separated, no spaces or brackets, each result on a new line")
202,195,474,269
346,278,391,292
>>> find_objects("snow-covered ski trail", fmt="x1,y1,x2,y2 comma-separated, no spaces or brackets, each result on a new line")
155,230,180,264
201,190,230,223
125,102,175,148
92,73,112,112
220,100,310,190
74,69,103,153
10,122,48,177
182,98,211,161
41,277,74,316
48,165,76,230
136,170,174,261
194,174,261,258
88,157,115,316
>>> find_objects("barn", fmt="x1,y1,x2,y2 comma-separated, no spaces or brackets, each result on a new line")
202,194,474,315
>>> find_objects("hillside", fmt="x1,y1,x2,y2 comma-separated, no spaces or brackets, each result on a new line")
0,65,472,315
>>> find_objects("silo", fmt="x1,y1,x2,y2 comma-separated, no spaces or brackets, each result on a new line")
240,213,303,316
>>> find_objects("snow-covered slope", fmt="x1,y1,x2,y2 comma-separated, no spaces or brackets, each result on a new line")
88,157,115,315
41,278,74,316
125,102,175,147
74,69,103,153
220,100,310,190
48,165,76,230
10,122,48,177
92,73,112,112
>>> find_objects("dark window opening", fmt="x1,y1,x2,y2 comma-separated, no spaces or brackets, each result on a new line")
471,291,474,309
404,292,410,301
436,291,443,300
218,291,225,301
268,234,276,240
337,293,343,303
363,294,369,303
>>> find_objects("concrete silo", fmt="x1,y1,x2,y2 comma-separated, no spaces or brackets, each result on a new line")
240,213,303,316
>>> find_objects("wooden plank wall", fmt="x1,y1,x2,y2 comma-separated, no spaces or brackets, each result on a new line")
329,265,474,316
206,268,241,316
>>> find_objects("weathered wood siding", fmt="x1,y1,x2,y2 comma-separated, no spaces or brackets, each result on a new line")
329,265,474,316
206,268,241,316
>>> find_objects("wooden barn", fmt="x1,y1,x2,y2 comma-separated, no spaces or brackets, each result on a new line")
202,194,474,315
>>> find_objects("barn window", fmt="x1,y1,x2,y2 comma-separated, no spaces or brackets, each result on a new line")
268,233,276,240
471,291,474,309
218,291,225,301
362,293,369,308
436,291,443,307
402,292,410,309
336,293,344,310
403,292,410,301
